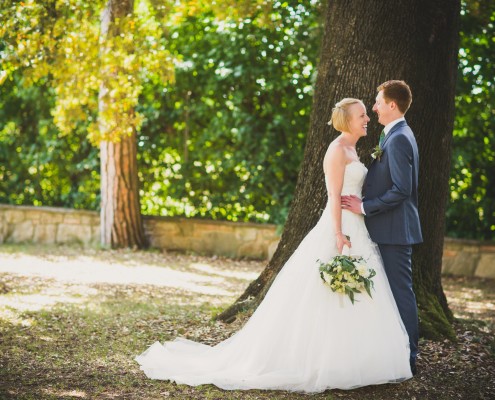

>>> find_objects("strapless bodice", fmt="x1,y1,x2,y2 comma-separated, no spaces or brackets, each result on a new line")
325,161,367,197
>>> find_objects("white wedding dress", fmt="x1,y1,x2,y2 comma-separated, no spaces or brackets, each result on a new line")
135,161,412,392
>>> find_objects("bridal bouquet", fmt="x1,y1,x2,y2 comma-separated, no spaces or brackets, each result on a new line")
317,249,376,304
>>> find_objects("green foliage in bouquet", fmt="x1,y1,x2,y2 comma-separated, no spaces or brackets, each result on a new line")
317,255,376,305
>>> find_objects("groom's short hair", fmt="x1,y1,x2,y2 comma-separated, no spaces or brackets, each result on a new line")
378,80,412,114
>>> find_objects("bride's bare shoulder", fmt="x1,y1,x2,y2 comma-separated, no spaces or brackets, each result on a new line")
325,139,346,160
323,141,347,174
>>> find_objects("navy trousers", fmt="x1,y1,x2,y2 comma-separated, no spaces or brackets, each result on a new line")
378,244,419,364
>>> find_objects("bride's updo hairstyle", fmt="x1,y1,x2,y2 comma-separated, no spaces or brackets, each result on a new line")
328,98,363,133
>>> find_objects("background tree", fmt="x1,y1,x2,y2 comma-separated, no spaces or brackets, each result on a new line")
1,1,306,232
447,0,495,240
137,1,321,224
0,0,174,248
218,0,460,340
1,1,492,242
98,0,146,248
0,74,100,209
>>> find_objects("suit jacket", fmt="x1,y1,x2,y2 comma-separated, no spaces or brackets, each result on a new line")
363,120,423,245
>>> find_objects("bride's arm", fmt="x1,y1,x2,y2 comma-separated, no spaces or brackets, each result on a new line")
323,146,351,254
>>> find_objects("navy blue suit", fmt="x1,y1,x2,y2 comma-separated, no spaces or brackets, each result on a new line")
363,120,423,367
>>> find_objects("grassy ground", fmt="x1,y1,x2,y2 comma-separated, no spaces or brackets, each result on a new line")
0,244,493,400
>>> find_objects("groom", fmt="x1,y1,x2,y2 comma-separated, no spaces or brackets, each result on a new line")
342,80,423,376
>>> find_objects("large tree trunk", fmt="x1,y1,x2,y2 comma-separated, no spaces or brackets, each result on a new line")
218,0,459,340
98,0,147,248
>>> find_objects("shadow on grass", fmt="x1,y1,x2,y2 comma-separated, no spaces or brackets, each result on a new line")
0,244,494,399
0,283,236,400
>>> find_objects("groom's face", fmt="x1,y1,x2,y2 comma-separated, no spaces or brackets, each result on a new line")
372,90,394,126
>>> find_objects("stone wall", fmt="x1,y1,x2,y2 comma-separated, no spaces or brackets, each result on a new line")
442,237,495,279
0,204,280,260
0,204,100,245
0,204,494,278
143,213,280,259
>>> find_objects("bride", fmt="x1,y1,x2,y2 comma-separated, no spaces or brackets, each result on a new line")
135,98,413,393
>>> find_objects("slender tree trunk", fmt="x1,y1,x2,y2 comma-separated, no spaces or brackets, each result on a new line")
218,0,460,340
99,0,147,248
100,131,146,248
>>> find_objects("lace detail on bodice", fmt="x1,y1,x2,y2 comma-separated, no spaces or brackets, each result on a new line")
325,161,367,197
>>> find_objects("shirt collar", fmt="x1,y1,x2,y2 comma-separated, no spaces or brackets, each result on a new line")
383,117,405,136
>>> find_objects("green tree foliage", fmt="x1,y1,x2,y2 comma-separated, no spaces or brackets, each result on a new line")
1,0,173,143
0,74,99,209
447,1,495,239
137,1,322,223
0,0,321,225
1,1,494,240
0,0,173,215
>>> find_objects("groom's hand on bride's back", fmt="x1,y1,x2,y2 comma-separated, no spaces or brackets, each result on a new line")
341,195,363,215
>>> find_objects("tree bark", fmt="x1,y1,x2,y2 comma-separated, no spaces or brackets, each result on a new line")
99,0,147,248
218,0,460,340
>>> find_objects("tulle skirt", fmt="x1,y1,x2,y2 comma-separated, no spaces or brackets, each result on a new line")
135,205,412,393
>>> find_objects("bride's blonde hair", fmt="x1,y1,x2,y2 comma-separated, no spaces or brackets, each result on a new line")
328,98,363,132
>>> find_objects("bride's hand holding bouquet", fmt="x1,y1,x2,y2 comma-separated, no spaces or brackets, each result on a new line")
335,231,351,254
318,235,376,304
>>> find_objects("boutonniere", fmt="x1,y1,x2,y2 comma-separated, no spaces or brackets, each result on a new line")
371,145,383,161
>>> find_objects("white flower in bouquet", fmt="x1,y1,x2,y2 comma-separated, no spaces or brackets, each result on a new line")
323,272,332,283
317,240,377,304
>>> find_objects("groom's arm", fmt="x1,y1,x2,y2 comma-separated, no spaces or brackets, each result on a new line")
362,134,413,217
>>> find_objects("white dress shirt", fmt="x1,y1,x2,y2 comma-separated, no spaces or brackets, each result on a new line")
383,116,405,136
